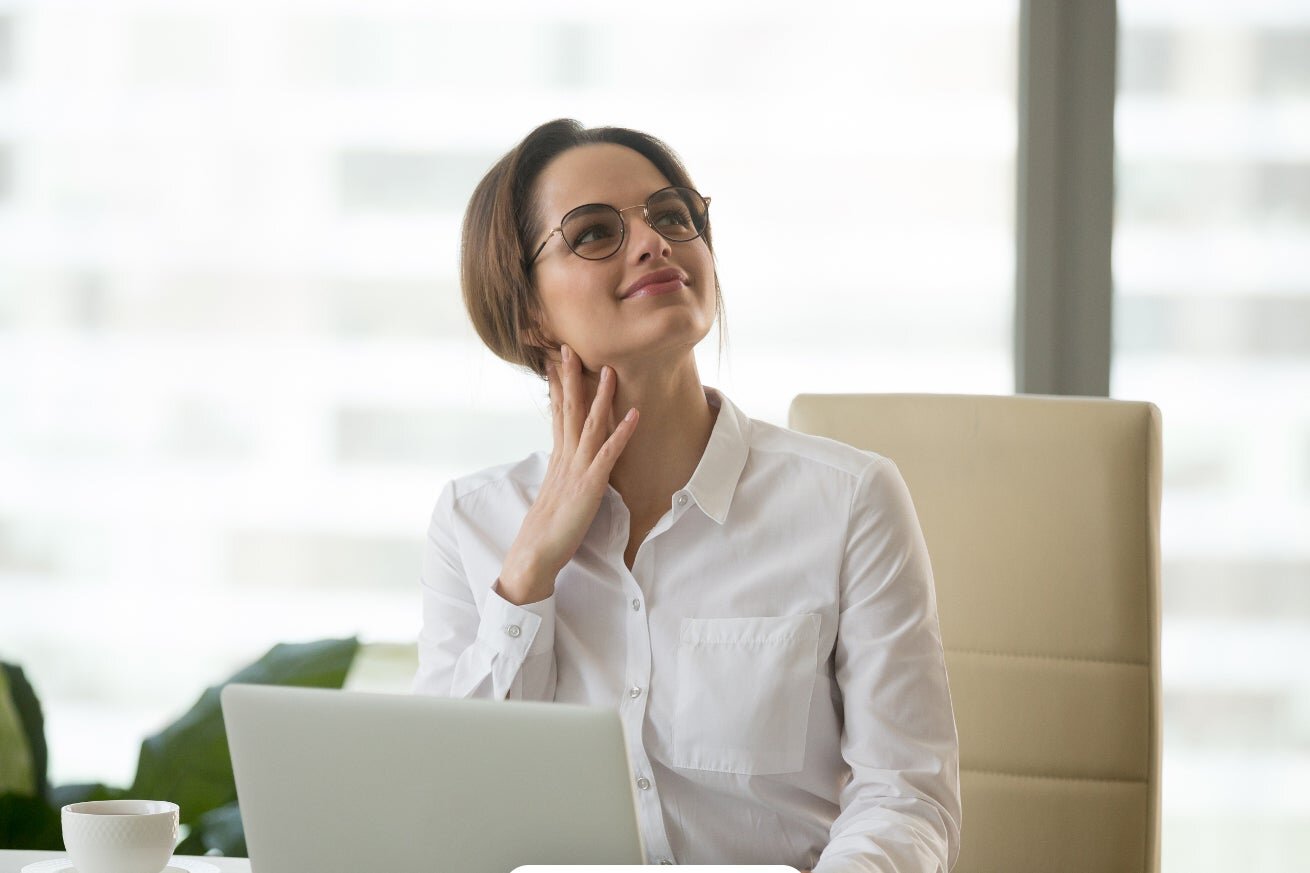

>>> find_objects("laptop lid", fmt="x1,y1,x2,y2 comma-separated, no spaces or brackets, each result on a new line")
221,684,646,873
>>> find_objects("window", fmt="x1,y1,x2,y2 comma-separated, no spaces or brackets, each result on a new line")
0,0,1017,789
0,141,12,203
1115,2,1310,870
0,14,14,81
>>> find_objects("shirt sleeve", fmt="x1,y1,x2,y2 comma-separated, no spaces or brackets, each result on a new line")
814,457,962,873
410,480,558,701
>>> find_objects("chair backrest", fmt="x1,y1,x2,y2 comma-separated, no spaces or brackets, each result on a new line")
789,393,1161,873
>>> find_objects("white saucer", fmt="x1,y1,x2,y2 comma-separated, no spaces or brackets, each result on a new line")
21,858,219,873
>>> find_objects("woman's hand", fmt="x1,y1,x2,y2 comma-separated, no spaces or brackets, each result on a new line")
496,344,639,605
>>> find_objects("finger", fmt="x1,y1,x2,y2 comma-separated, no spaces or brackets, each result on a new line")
546,360,564,456
578,365,615,456
560,344,585,451
587,407,639,479
605,385,617,433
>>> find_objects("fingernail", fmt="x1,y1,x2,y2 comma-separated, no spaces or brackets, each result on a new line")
600,365,610,381
624,408,637,422
561,344,571,362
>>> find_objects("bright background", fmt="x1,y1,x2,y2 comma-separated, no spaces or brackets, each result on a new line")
0,0,1305,869
1113,1,1310,867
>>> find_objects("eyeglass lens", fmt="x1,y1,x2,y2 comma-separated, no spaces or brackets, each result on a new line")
561,187,708,260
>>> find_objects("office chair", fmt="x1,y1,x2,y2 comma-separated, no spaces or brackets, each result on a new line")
790,393,1162,873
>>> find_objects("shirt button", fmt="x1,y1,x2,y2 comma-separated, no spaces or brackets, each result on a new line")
631,599,641,611
629,686,643,699
676,494,688,507
636,777,651,790
504,624,521,638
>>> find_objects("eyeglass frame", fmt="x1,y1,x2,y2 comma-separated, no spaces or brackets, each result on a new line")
525,185,712,268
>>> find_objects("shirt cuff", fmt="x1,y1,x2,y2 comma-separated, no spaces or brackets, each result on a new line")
477,584,556,660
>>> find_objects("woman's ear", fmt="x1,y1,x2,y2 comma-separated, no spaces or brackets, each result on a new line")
517,317,560,378
518,325,556,358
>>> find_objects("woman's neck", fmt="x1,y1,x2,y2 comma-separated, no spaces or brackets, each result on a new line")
601,356,717,518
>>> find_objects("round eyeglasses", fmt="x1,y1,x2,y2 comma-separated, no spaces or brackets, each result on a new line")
526,186,711,267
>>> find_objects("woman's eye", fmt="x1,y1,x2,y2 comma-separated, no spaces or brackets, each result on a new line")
573,223,615,246
654,208,693,228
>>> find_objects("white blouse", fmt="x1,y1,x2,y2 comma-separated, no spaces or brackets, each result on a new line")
413,388,961,872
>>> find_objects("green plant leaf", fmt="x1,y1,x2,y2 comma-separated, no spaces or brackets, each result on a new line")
0,793,62,850
48,783,130,809
0,670,36,798
129,637,359,829
196,802,246,857
1,665,50,800
174,824,205,857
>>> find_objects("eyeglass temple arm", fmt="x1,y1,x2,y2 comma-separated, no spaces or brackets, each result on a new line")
526,228,561,268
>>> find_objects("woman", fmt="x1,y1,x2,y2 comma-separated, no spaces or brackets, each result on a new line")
413,118,962,872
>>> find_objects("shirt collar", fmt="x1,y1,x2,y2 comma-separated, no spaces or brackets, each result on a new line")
683,387,751,525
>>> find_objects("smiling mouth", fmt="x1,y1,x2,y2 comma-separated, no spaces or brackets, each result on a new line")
623,277,686,300
622,266,689,300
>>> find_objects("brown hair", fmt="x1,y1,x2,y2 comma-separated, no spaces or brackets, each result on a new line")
459,118,725,378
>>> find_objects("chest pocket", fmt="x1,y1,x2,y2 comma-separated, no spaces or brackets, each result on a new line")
672,613,821,775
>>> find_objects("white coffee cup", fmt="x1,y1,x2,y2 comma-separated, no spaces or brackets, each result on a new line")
61,799,180,873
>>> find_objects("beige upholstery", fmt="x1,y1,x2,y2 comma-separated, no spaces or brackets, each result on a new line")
789,393,1161,873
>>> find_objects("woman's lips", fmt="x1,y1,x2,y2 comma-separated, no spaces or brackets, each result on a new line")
622,267,687,299
623,278,685,300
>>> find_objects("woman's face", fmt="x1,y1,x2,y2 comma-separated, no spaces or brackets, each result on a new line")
527,143,717,373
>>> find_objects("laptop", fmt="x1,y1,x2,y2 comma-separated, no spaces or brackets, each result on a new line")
221,683,646,873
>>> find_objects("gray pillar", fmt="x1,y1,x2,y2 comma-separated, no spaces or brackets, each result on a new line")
1015,0,1117,396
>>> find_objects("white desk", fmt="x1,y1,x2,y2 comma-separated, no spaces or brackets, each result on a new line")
0,851,251,873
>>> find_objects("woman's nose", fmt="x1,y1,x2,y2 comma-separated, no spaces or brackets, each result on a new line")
627,210,672,262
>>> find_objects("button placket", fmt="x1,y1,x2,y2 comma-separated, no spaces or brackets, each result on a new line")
615,509,675,866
